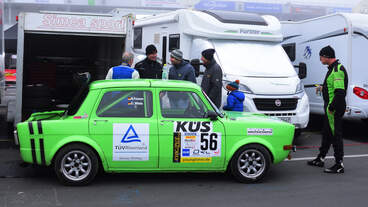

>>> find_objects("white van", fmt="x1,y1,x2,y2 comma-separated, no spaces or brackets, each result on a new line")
133,9,310,130
281,13,368,122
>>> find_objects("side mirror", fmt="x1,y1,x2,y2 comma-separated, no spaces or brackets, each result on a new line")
190,59,202,77
298,62,307,79
205,110,218,121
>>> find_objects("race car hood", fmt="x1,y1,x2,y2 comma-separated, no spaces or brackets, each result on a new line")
223,111,282,123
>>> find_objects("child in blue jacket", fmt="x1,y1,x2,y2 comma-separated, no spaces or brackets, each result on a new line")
223,80,245,112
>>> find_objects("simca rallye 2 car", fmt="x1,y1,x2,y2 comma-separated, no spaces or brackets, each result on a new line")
16,79,295,185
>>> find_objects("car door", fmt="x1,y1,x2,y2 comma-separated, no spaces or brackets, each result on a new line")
157,89,225,170
89,88,158,169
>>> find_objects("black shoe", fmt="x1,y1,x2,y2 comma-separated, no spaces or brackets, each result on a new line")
324,163,344,173
307,157,325,167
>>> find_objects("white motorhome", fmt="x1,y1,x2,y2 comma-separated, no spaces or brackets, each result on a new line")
133,9,310,130
281,13,368,122
12,10,134,125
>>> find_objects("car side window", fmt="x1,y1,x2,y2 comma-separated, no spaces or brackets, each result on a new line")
160,91,207,118
96,90,152,118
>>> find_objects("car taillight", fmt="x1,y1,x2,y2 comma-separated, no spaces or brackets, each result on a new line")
353,87,368,99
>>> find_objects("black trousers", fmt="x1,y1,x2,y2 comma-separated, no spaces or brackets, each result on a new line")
318,111,344,163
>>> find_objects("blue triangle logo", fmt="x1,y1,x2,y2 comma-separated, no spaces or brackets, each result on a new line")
121,125,141,143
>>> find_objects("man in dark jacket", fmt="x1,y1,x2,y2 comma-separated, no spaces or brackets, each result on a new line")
223,80,245,112
168,49,196,83
167,49,196,109
307,45,348,174
134,44,162,79
200,48,223,108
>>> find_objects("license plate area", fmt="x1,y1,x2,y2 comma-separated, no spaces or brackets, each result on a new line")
278,117,291,123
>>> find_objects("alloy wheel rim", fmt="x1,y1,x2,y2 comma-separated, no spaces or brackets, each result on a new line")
61,150,92,181
237,149,266,179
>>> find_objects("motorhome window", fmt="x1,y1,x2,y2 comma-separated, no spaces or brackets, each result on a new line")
202,10,267,26
282,43,296,62
134,27,142,49
169,34,180,51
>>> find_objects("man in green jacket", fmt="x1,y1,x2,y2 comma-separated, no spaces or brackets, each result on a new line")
307,45,348,173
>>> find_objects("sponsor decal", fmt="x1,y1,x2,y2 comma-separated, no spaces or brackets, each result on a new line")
261,32,273,35
181,157,212,163
240,29,260,35
304,46,312,59
224,30,238,34
247,128,273,136
38,14,125,33
173,132,181,162
182,149,190,157
173,121,221,163
113,124,149,161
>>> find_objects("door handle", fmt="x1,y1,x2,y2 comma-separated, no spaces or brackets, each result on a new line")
93,119,108,125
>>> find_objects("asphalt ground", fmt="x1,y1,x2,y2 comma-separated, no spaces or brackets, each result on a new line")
0,115,367,207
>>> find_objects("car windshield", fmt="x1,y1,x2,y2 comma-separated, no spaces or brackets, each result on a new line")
212,40,296,77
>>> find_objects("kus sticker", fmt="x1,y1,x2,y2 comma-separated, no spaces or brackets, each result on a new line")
172,121,221,163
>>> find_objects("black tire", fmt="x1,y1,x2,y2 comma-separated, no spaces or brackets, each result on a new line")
230,144,271,183
54,143,99,186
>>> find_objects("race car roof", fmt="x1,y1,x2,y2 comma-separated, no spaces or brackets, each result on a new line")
90,79,201,90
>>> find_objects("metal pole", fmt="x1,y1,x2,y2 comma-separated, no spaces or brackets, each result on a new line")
0,0,4,104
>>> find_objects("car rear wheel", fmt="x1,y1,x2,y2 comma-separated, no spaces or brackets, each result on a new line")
54,144,99,186
230,144,271,183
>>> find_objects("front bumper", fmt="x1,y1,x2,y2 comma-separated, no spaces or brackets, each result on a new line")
223,91,310,129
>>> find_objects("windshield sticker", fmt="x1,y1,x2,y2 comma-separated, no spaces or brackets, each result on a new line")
173,121,221,163
113,123,149,161
247,128,273,136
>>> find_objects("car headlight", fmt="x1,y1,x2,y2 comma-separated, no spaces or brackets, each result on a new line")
223,80,253,94
296,82,304,94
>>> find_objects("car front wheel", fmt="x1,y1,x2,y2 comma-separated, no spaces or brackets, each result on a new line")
230,144,271,183
54,144,99,186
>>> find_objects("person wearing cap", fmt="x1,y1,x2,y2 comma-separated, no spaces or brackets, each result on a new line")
106,52,139,79
134,44,162,79
168,49,197,83
165,49,197,109
307,45,348,174
223,80,245,112
200,48,223,108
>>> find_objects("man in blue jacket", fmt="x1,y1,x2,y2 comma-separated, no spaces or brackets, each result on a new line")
223,80,245,112
106,52,139,79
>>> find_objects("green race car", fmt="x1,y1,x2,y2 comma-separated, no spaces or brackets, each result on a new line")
16,79,295,185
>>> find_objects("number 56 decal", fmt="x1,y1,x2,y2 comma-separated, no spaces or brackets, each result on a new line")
200,133,218,151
